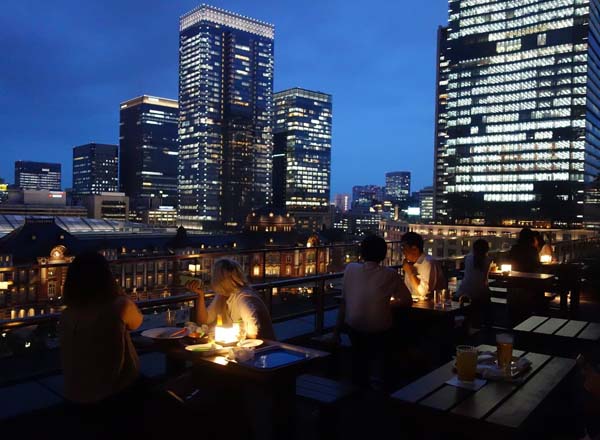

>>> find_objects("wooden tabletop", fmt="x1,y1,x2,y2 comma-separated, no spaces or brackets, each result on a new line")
489,271,555,281
391,344,575,434
514,315,600,341
405,299,466,314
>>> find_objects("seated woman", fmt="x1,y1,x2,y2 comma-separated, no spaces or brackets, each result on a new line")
508,227,541,272
59,252,144,433
458,239,493,328
187,258,275,340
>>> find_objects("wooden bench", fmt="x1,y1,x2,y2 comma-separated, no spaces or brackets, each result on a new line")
296,374,356,439
513,315,600,359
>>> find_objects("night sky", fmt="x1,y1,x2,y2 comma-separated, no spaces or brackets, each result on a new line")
0,0,448,196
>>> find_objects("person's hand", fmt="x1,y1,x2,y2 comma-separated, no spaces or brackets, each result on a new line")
186,280,204,296
402,259,413,274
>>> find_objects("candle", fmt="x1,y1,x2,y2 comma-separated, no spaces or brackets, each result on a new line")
540,255,552,264
500,264,512,274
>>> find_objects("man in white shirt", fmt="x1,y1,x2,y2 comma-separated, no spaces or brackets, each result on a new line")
333,235,412,389
401,232,447,299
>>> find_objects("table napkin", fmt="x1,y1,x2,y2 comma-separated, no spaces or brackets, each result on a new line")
446,376,487,391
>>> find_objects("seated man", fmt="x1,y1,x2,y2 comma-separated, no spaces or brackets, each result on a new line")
333,235,412,389
401,232,447,299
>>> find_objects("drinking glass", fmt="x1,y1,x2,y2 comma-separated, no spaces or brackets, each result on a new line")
456,345,478,382
444,288,452,308
165,309,176,327
496,333,514,374
434,290,443,308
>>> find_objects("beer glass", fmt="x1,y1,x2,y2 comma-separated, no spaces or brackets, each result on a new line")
496,333,514,374
456,345,478,382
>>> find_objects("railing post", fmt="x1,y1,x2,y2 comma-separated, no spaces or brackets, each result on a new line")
268,286,274,316
315,278,326,335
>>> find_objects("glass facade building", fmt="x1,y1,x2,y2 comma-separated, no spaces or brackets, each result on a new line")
14,161,61,191
178,5,274,229
72,143,118,195
273,88,332,230
435,0,600,228
119,95,179,213
385,171,411,204
352,185,384,209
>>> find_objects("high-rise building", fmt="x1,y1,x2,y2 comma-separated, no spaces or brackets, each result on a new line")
119,95,179,215
352,185,383,209
178,5,274,229
385,171,411,205
72,143,119,195
15,161,61,191
334,193,350,212
0,178,7,204
434,1,600,228
273,88,332,231
417,186,434,223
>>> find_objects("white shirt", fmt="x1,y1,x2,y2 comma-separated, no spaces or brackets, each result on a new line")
207,288,275,339
405,253,445,298
342,262,405,333
457,253,491,299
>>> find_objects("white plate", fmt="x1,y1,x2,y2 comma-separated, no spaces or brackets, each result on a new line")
141,327,189,340
238,339,263,348
185,343,225,355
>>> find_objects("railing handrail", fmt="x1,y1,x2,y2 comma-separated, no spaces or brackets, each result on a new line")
0,292,199,330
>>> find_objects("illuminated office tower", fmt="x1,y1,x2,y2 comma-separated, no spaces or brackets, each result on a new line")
119,95,179,213
72,143,119,195
15,161,61,191
273,88,332,231
334,193,350,212
178,5,274,229
385,171,411,205
352,185,383,209
435,0,600,228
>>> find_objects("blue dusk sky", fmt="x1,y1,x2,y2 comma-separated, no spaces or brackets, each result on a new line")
0,0,448,196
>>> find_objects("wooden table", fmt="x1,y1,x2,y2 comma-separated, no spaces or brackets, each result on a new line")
141,337,329,439
513,315,600,360
489,270,556,290
391,344,576,439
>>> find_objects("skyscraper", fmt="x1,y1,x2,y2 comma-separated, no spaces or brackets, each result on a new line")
435,0,600,228
273,88,332,231
352,185,384,209
72,143,119,195
119,95,179,214
178,5,275,229
385,171,411,205
334,193,350,212
15,161,61,191
417,186,434,223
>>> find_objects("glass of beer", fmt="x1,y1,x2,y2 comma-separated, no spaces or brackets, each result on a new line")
496,333,514,374
456,345,478,382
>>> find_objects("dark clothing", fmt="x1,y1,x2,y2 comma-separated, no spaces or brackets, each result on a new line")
346,325,391,390
508,243,541,273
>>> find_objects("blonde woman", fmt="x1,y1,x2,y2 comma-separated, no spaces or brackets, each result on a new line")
186,258,275,340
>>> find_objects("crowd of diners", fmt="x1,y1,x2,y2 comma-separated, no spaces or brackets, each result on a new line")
55,228,600,438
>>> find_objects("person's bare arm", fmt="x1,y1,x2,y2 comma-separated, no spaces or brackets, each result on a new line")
115,295,143,330
403,260,421,292
186,280,208,325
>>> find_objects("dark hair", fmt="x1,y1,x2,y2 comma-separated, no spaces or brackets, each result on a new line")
401,232,424,253
473,239,489,271
517,228,535,246
360,235,387,263
63,252,119,307
532,231,545,249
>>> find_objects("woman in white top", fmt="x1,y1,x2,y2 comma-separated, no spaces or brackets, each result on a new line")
458,239,493,328
187,258,275,340
59,252,144,435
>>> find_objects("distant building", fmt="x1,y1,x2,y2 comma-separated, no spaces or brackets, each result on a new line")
352,185,383,209
81,193,129,221
142,206,178,227
72,143,119,195
15,161,61,191
334,194,350,213
385,172,411,205
178,5,274,229
0,178,7,204
417,186,434,223
119,95,178,217
0,189,87,217
273,88,332,232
